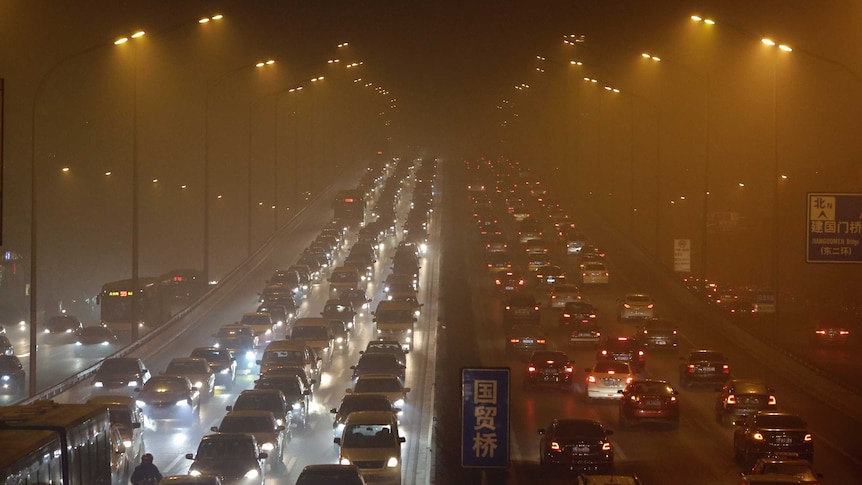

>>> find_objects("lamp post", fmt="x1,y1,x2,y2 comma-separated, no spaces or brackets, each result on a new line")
204,59,275,283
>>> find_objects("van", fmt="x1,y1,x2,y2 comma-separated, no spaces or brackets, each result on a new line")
87,395,146,465
334,410,405,485
329,266,362,295
258,340,321,381
289,317,335,358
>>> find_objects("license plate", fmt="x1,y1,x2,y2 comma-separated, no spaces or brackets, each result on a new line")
616,355,631,361
514,309,530,315
646,399,661,406
574,445,590,453
547,277,556,283
544,369,558,375
504,286,514,290
522,339,534,344
775,436,792,444
655,340,666,345
603,378,620,386
701,367,715,373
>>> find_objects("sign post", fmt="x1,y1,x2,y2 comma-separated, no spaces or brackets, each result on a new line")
807,193,862,263
461,367,510,471
673,239,691,273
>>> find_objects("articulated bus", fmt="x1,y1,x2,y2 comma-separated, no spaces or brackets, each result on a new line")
333,189,366,227
0,401,113,484
98,269,207,331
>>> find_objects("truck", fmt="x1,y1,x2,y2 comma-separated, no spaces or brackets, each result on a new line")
372,300,417,350
333,189,366,227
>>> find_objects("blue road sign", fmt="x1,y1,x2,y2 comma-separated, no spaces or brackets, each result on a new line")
461,367,510,468
807,193,862,263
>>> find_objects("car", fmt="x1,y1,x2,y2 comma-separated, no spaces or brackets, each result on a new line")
486,252,513,272
548,284,580,308
87,395,146,465
535,265,566,286
73,325,119,355
258,340,321,383
575,475,642,485
256,303,290,327
507,324,548,355
524,351,574,390
618,379,679,428
747,455,823,484
321,299,357,330
259,366,316,398
526,253,552,272
339,288,373,314
186,433,267,485
618,293,655,321
330,266,363,295
328,319,351,351
213,324,259,348
43,314,84,335
135,375,201,426
0,335,14,356
538,418,614,475
351,352,406,382
239,312,275,345
348,374,411,409
517,220,543,243
503,294,541,325
597,336,646,373
295,464,366,485
715,378,778,426
725,299,757,317
494,270,525,292
287,264,313,292
638,318,678,349
810,321,852,346
163,357,216,400
216,335,257,374
92,357,151,397
362,339,409,367
331,394,400,439
560,300,598,329
253,374,311,429
483,233,509,254
563,232,588,255
733,412,814,466
333,411,405,485
581,262,609,284
0,355,25,394
211,410,287,472
679,350,730,389
227,389,291,431
585,360,634,401
289,317,335,359
190,347,237,388
388,293,423,317
524,239,551,255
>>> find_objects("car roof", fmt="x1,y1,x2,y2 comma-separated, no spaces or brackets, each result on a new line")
344,410,399,425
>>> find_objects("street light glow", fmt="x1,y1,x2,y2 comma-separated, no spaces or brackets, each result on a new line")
61,167,70,173
114,37,129,45
762,38,776,46
570,60,583,66
131,31,145,39
779,44,792,52
212,14,223,20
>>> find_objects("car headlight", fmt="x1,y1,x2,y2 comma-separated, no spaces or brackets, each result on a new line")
292,402,302,410
265,329,272,335
194,381,204,389
387,456,399,468
135,400,146,407
246,351,256,360
44,329,50,334
123,440,132,448
189,470,202,477
1,375,10,381
275,418,284,426
94,381,104,387
261,442,275,452
127,381,138,387
336,337,344,343
75,342,82,346
340,457,351,465
394,398,405,408
220,368,231,374
176,399,189,406
244,469,259,479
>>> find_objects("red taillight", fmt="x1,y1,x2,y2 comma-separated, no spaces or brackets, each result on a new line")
617,337,628,341
550,441,561,451
562,313,570,318
528,365,536,373
518,279,525,285
607,370,615,375
815,330,827,335
587,375,596,383
495,279,501,285
726,395,736,405
601,442,612,452
534,306,540,311
509,338,519,343
537,339,546,344
600,350,608,356
564,366,573,373
623,303,632,309
625,377,633,384
768,395,777,406
687,364,695,373
722,364,730,373
647,303,654,309
839,330,850,335
505,306,511,310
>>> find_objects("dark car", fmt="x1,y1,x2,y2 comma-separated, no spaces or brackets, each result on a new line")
254,374,311,429
503,294,541,325
92,357,151,397
596,336,646,373
321,299,357,330
560,300,600,339
618,379,680,428
679,350,730,389
0,335,15,356
190,347,237,388
216,335,257,374
257,303,290,327
330,393,399,439
0,355,25,394
715,379,777,426
227,389,291,431
339,288,372,314
74,326,119,355
747,455,823,484
507,324,548,355
524,351,574,390
733,412,814,466
260,366,316,398
494,270,525,292
211,410,287,472
135,375,201,426
810,321,852,346
638,318,679,349
43,314,84,335
538,419,614,475
535,265,566,286
350,352,406,381
295,464,366,485
185,433,267,485
362,339,409,367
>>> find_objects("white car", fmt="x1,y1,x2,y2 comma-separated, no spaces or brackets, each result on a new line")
619,293,655,321
548,284,581,308
581,262,609,285
585,360,634,400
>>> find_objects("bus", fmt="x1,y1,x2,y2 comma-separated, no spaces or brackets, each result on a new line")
98,269,208,331
0,401,113,484
333,189,366,227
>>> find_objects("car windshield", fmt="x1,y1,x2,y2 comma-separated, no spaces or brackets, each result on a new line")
584,263,605,270
341,290,365,300
191,349,229,362
108,410,132,427
631,382,674,395
532,352,567,363
339,398,393,415
166,361,207,374
627,295,652,303
257,378,301,396
144,378,186,392
555,420,605,438
219,416,274,433
355,379,401,393
756,415,806,429
196,438,257,459
358,354,399,370
262,350,304,366
220,337,253,351
325,303,352,314
296,471,364,485
217,327,250,338
564,302,593,313
594,361,631,373
292,326,329,340
235,394,282,412
367,342,402,353
342,424,395,448
0,356,21,370
691,351,726,362
331,272,358,282
242,315,270,325
376,311,413,323
99,360,140,375
79,327,110,337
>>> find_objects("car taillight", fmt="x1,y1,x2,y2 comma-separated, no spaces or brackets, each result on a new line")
487,263,493,268
647,304,654,309
589,313,596,318
815,330,827,335
768,395,777,406
839,330,850,335
601,442,612,452
534,306,540,311
505,306,511,310
623,303,632,309
625,377,633,384
642,329,648,334
509,338,519,343
562,313,570,318
600,350,608,356
726,395,736,405
670,395,677,402
587,375,596,383
528,366,536,373
752,432,764,441
672,330,677,334
607,370,615,375
722,364,730,373
803,434,812,442
495,279,501,285
518,280,525,285
537,339,546,344
550,441,561,451
564,366,573,373
687,364,695,373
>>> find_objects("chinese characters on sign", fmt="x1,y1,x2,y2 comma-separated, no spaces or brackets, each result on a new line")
807,193,862,263
462,368,509,468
